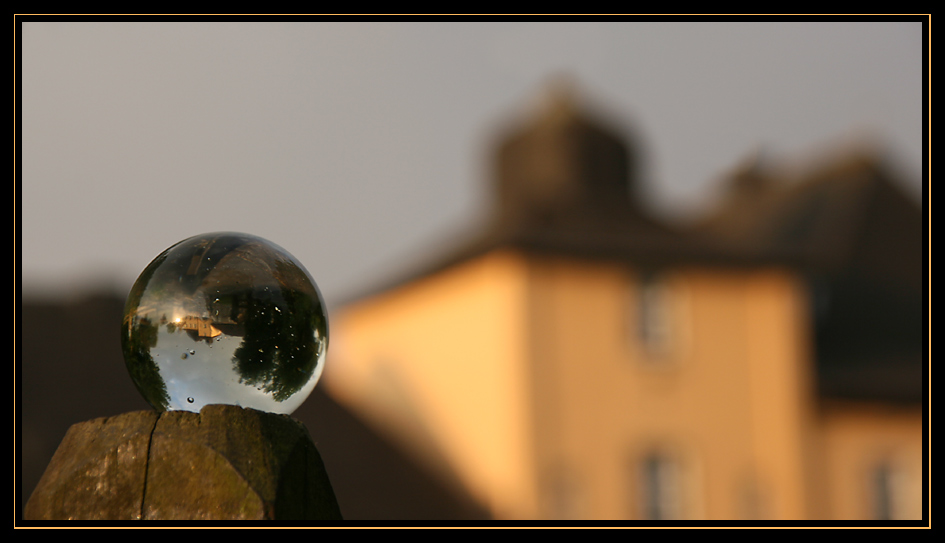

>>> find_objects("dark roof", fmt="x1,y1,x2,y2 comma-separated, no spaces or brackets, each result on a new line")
693,150,922,280
348,91,782,302
694,150,924,404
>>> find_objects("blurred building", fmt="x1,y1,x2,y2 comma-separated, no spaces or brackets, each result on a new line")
324,89,925,521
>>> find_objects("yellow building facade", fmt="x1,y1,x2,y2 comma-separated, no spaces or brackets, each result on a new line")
324,92,925,521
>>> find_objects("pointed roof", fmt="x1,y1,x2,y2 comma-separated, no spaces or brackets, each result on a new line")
694,149,922,281
345,87,708,303
491,81,658,233
412,85,722,276
694,150,924,403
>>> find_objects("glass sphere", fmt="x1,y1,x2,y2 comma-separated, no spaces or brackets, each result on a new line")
121,232,328,415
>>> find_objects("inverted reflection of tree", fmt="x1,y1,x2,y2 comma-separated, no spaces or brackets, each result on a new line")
272,258,328,350
231,285,322,402
122,252,173,411
122,316,170,410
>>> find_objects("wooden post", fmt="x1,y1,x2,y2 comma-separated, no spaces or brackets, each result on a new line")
24,404,342,521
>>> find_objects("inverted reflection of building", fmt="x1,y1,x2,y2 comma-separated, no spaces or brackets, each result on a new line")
177,316,222,338
171,293,253,341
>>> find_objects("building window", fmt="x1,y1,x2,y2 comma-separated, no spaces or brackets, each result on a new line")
638,452,683,520
871,460,911,520
635,272,672,358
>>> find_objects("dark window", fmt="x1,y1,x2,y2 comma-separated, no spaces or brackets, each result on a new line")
636,273,671,357
639,453,682,520
871,461,909,520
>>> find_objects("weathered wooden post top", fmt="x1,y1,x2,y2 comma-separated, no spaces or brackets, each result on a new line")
25,233,342,521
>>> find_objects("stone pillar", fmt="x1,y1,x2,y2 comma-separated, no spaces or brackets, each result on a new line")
24,404,342,521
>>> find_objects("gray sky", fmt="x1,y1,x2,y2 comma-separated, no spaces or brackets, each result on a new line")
19,21,925,308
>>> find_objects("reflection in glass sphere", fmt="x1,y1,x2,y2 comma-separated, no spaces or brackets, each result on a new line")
121,232,328,415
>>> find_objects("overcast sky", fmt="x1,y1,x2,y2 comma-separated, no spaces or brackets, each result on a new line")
19,20,926,308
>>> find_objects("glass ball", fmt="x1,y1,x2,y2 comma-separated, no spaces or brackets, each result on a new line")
121,232,328,415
